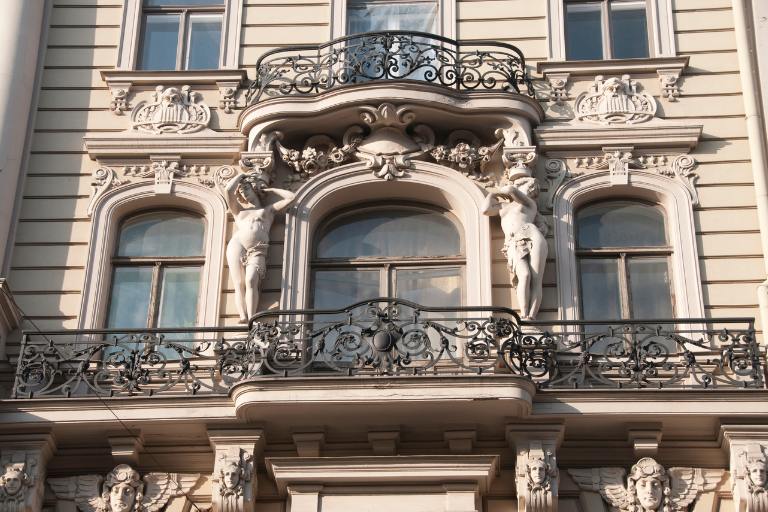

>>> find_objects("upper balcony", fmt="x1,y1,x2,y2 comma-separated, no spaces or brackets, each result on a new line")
11,299,764,401
244,31,535,105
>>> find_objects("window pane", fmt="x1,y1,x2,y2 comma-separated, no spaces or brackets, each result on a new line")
577,202,667,248
317,210,461,258
138,14,180,70
628,258,673,319
117,212,204,258
186,15,222,69
312,270,381,309
157,267,201,327
347,1,438,33
106,267,153,328
565,2,603,60
610,1,649,58
396,267,461,307
579,259,621,320
144,0,223,6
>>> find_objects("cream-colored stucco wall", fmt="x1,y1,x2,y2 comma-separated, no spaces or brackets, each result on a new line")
9,0,760,337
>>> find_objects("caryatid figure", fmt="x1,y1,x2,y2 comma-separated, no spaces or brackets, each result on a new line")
224,173,295,323
482,176,548,320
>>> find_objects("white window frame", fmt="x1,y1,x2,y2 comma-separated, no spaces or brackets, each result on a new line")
116,0,243,70
547,0,676,60
552,170,705,322
79,181,227,331
331,0,456,40
280,160,492,310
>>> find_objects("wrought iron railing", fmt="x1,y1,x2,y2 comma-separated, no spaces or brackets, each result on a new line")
11,299,764,398
245,31,535,104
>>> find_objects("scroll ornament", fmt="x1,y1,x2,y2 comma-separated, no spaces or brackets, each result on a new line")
569,457,724,511
575,75,657,125
47,465,201,512
131,85,211,135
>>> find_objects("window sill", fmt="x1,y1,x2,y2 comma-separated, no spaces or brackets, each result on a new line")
537,56,689,104
101,69,248,115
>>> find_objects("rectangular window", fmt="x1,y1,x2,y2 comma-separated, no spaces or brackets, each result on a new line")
565,0,650,60
347,0,438,34
138,0,224,70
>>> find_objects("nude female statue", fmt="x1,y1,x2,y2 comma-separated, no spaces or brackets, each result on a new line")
482,177,548,320
224,173,295,323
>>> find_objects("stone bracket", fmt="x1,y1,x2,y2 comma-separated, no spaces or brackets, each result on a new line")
626,423,662,457
107,430,144,465
207,428,265,512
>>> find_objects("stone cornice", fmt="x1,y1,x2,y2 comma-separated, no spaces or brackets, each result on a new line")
534,123,703,152
536,56,690,77
266,454,500,494
83,133,246,162
101,69,248,86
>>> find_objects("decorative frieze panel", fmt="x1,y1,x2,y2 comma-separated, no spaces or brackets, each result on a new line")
544,150,699,207
48,465,202,512
569,458,724,512
575,75,657,125
732,444,768,512
131,86,211,135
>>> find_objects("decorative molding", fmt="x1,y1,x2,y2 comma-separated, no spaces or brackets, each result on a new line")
207,429,264,512
277,135,359,185
575,149,699,205
430,129,503,184
131,85,211,135
544,72,570,105
88,167,126,217
0,433,55,512
507,424,563,512
575,75,657,125
0,279,22,362
543,159,579,210
657,64,685,102
83,133,246,161
537,56,689,77
48,465,201,512
123,159,210,195
101,70,248,116
534,124,702,152
569,458,724,512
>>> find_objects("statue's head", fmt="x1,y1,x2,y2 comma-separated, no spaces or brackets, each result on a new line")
220,460,242,491
237,173,268,205
527,457,549,487
160,87,182,105
628,458,668,511
1,465,26,497
513,176,539,199
103,465,143,512
603,77,624,95
747,459,768,488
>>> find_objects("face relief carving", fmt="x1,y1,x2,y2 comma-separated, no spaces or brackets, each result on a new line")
222,462,241,491
528,459,548,487
749,461,768,488
636,476,663,510
2,468,23,496
109,482,136,512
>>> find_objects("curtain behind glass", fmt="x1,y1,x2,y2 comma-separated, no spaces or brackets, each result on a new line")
347,1,438,34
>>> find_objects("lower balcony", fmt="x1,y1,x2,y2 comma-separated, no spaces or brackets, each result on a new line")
11,299,764,399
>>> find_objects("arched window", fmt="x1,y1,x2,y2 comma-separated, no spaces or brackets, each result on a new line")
105,210,205,330
575,200,674,320
311,206,464,309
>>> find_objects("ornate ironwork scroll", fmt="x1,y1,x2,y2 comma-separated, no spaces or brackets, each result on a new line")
245,31,535,104
12,301,763,398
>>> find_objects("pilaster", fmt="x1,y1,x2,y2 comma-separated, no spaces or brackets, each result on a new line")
0,430,55,512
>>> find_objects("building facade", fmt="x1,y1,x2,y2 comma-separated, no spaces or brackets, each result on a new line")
0,0,767,511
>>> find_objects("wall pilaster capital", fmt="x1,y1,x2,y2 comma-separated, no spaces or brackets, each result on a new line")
207,428,265,512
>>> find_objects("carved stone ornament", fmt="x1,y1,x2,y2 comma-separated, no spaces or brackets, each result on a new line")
277,134,359,184
732,444,768,512
0,461,36,512
212,449,255,512
516,449,558,512
575,75,657,125
219,85,238,114
430,129,503,183
658,68,682,102
124,160,210,195
546,72,571,106
131,85,211,134
48,464,201,512
576,150,699,204
543,159,580,210
569,457,724,512
108,84,131,115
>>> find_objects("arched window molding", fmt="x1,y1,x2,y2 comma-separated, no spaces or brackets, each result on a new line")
553,170,704,322
79,181,227,330
281,161,492,310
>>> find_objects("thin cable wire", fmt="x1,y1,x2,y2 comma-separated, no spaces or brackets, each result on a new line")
1,286,205,512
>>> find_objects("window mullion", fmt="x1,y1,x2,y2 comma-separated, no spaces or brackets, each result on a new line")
617,254,631,319
177,9,188,70
602,0,612,59
148,262,163,328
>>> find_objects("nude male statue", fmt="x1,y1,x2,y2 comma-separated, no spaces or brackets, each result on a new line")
224,173,295,323
482,177,548,320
